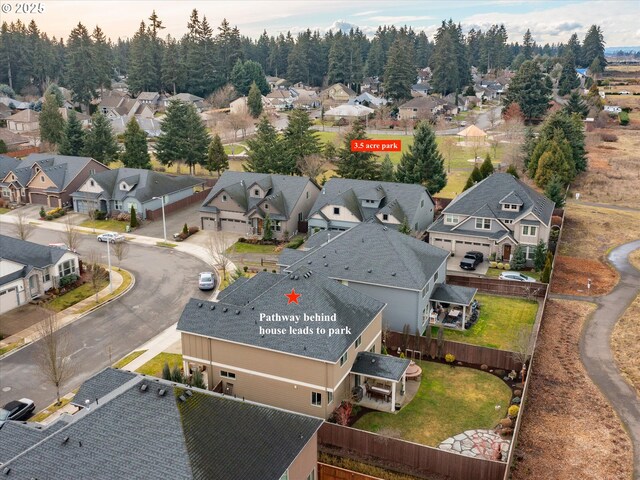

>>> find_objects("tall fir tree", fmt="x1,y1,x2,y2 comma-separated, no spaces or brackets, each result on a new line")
582,25,606,70
244,116,280,173
83,112,119,163
557,53,580,96
206,134,229,176
58,110,85,156
91,26,112,93
565,91,589,118
39,92,65,146
336,119,380,180
161,35,183,95
122,117,151,169
65,23,97,110
539,111,587,173
544,175,566,208
281,109,320,175
380,154,394,182
127,22,154,95
479,153,494,178
503,60,551,121
247,81,263,118
383,36,415,102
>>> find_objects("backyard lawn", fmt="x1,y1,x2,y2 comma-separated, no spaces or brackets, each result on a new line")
80,219,129,232
353,361,512,446
228,241,279,254
436,293,539,350
135,352,183,378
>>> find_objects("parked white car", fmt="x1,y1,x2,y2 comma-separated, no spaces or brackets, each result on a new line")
97,232,125,243
499,271,536,282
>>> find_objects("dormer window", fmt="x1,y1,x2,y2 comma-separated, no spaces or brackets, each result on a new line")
222,194,227,202
382,214,389,221
445,214,459,225
120,182,128,190
502,203,519,211
90,180,95,187
40,176,45,182
475,218,491,230
254,189,259,196
333,207,340,215
264,203,269,209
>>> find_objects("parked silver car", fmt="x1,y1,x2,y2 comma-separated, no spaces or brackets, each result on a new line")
97,232,125,243
499,271,536,282
198,272,216,290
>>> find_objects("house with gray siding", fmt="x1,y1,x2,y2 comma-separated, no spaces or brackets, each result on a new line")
278,223,475,333
427,173,554,266
199,171,320,240
71,168,207,219
307,178,435,235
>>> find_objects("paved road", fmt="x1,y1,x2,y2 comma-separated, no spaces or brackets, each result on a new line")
579,239,640,479
0,229,211,410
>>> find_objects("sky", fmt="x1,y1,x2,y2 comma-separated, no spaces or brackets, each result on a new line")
1,0,638,47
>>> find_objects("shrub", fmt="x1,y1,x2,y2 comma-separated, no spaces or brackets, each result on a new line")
188,226,199,235
381,344,388,355
513,389,522,397
59,274,79,287
182,223,189,235
52,212,61,218
445,353,455,363
243,266,248,272
600,132,618,142
94,210,107,220
286,237,305,249
495,369,505,377
619,111,629,125
480,364,489,371
190,369,206,389
500,427,514,437
497,262,504,269
45,215,53,220
503,263,511,270
161,362,171,380
511,396,522,405
116,212,130,221
238,237,247,243
508,405,520,418
129,205,138,228
39,207,46,218
499,418,513,428
490,261,497,268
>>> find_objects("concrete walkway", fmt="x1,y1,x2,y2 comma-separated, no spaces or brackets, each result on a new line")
578,239,640,479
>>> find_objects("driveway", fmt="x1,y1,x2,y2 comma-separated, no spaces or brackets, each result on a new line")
0,305,52,338
446,256,489,276
134,203,203,239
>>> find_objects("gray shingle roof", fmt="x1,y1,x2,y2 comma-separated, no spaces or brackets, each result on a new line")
0,265,33,284
1,371,322,480
0,155,21,180
351,352,410,382
281,223,449,291
72,368,136,406
178,268,385,362
310,178,432,225
277,248,308,267
200,171,316,220
427,215,516,241
436,173,554,226
0,235,68,269
20,153,101,191
430,283,477,305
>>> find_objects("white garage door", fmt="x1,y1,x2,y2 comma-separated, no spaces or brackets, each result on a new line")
75,200,96,214
220,218,248,234
0,287,19,314
454,239,491,258
202,217,218,230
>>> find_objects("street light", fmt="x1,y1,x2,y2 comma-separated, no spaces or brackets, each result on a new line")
105,237,113,293
152,195,167,243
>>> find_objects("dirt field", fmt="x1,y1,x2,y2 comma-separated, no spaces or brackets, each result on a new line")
511,299,633,480
551,256,618,296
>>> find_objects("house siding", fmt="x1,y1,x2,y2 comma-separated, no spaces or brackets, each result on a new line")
283,181,320,237
286,434,318,480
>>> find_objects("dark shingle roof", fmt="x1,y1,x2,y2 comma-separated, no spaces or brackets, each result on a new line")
430,283,477,306
178,268,385,362
0,371,322,480
0,235,68,268
351,352,410,382
72,368,136,406
427,216,515,241
0,156,21,180
436,173,554,225
21,153,101,191
309,178,432,225
281,223,449,291
0,265,33,284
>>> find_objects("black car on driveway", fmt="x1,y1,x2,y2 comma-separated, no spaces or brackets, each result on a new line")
459,251,484,271
0,398,35,426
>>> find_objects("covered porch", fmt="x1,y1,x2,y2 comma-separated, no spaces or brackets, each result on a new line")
428,283,478,330
350,352,413,413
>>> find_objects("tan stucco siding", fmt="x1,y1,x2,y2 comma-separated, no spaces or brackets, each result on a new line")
208,192,246,213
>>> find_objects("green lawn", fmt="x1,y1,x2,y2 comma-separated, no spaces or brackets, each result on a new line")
135,352,183,378
228,241,279,254
224,144,247,155
113,350,147,369
0,207,10,214
29,397,72,422
435,293,538,350
73,268,133,315
80,219,128,232
486,268,542,281
47,278,109,312
0,341,23,356
353,361,512,446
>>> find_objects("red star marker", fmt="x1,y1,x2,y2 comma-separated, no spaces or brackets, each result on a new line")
285,288,301,304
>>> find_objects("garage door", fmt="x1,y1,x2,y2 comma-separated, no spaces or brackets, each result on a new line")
74,200,93,214
220,218,248,234
30,193,49,205
0,287,19,314
201,217,218,231
454,239,491,258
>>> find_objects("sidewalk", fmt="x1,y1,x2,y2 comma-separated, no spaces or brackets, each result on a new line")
121,323,182,372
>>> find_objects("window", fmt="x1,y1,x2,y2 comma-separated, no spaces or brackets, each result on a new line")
90,169,96,175
114,200,122,210
20,188,25,196
434,271,439,282
311,392,322,406
475,218,491,230
421,199,425,208
522,225,537,236
40,176,45,182
43,271,51,283
254,189,259,196
328,391,334,404
1,189,8,197
58,260,76,277
369,345,375,353
264,203,269,209
90,180,95,187
355,335,362,348
339,351,348,367
503,219,513,224
414,223,418,231
502,203,519,211
444,214,459,224
382,214,388,221
220,371,236,379
222,194,227,202
273,220,281,231
306,191,309,199
307,469,315,480
525,246,535,260
333,207,340,215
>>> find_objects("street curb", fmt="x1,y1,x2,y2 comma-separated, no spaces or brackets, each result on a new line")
0,270,136,361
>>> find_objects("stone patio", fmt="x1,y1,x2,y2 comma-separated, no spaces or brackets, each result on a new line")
438,429,510,461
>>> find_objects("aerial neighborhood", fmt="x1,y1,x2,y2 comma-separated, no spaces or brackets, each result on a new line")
0,3,638,480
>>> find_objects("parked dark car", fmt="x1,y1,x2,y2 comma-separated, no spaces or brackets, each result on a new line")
0,398,35,426
459,251,484,271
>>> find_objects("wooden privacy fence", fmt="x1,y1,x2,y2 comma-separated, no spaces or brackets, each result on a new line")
319,423,506,480
318,463,382,480
386,331,520,371
446,275,548,298
145,188,211,221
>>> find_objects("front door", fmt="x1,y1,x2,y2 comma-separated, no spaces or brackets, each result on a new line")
257,218,263,235
503,244,512,261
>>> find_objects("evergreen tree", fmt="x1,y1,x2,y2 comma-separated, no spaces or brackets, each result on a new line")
503,60,551,121
247,81,263,118
582,25,606,70
244,116,280,173
83,112,118,163
161,35,184,95
65,23,98,110
162,362,171,380
156,101,210,175
380,154,394,181
558,53,580,96
533,241,547,272
327,32,349,85
263,213,273,241
91,26,112,93
398,216,412,235
58,110,85,156
480,153,494,178
396,121,446,194
462,175,475,191
565,91,589,118
511,245,526,270
522,127,536,169
539,111,587,173
544,175,566,207
430,21,459,95
365,37,385,77
130,205,139,228
540,252,553,283
44,84,64,107
127,22,155,95
231,59,269,95
506,164,520,179
336,119,380,180
383,36,415,102
522,30,534,60
122,117,151,169
206,134,229,176
39,92,65,146
0,140,7,154
471,165,483,183
534,135,574,188
282,109,320,175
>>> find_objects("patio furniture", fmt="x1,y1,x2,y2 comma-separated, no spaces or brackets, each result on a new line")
448,309,461,318
405,361,422,381
368,385,391,402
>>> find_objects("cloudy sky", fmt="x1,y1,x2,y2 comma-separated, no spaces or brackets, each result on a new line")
2,0,637,47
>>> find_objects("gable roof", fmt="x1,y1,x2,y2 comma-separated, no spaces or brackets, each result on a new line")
0,234,69,269
178,267,385,363
399,96,439,110
72,368,137,407
6,109,39,122
0,155,22,179
351,352,410,382
280,223,449,291
309,178,432,225
21,153,104,191
325,83,357,97
0,370,322,480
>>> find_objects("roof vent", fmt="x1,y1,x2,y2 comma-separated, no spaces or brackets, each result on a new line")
251,306,255,310
140,384,148,392
158,388,166,396
322,255,326,258
391,272,396,276
223,307,228,313
198,303,203,308
185,390,193,397
345,266,349,270
307,260,312,264
372,358,376,363
210,305,214,310
383,227,388,231
367,269,372,273
324,263,328,267
235,310,240,315
2,467,10,475
62,436,70,445
178,395,186,402
294,275,299,280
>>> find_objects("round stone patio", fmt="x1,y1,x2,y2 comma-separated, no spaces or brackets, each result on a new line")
438,429,510,461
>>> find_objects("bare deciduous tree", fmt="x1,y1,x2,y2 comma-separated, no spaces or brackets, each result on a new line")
14,210,34,240
61,218,81,252
511,325,533,383
488,107,502,130
35,312,75,405
226,113,252,141
110,241,129,270
85,251,109,302
297,154,325,180
206,233,234,283
440,136,457,173
206,84,238,109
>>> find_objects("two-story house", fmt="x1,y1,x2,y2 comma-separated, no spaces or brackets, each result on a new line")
0,368,322,480
199,172,320,240
279,223,476,332
6,109,39,134
0,153,109,208
427,173,555,265
71,168,207,219
307,178,435,234
0,235,80,314
178,267,399,418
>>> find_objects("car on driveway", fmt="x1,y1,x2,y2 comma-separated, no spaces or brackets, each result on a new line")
97,232,125,243
459,251,484,271
499,271,536,282
0,398,35,426
198,272,216,290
